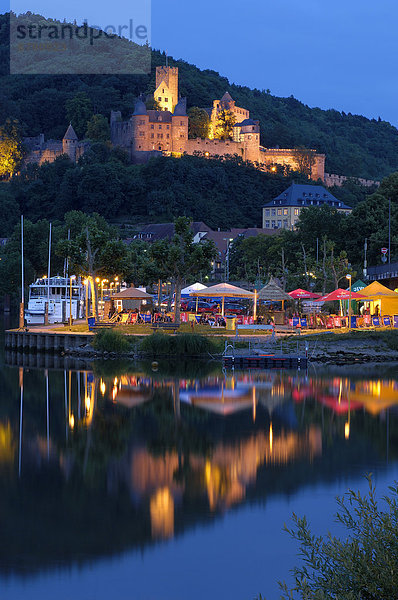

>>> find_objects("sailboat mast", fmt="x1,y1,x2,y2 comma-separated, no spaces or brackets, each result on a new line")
47,222,52,305
19,215,24,329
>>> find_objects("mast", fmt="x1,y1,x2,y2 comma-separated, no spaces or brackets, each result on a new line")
47,222,52,305
19,215,24,329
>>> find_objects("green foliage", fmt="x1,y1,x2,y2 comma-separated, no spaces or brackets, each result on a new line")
188,106,210,139
65,92,93,138
86,114,111,142
139,332,219,356
0,182,19,235
280,477,398,600
91,329,131,353
214,108,236,140
0,118,23,179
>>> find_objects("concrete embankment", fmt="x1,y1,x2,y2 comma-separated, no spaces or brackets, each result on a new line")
5,329,93,353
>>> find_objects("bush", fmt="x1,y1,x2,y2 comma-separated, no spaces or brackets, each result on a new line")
140,333,220,356
92,329,131,353
278,476,398,600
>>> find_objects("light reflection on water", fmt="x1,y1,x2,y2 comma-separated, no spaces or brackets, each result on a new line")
0,354,398,599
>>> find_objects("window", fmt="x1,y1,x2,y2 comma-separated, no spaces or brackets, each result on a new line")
158,97,161,102
283,219,288,228
271,220,276,228
139,120,145,125
151,133,154,139
139,131,144,137
277,209,282,216
166,134,170,139
165,97,169,102
277,220,282,228
294,208,300,216
151,124,154,129
265,209,270,216
159,124,162,129
180,121,184,126
271,209,276,216
283,209,288,216
166,125,170,130
180,134,185,139
157,134,161,139
265,220,270,228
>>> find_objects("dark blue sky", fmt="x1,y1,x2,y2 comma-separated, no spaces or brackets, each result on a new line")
6,0,398,125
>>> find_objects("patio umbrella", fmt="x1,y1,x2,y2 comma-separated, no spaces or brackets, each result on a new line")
191,282,254,316
316,288,366,302
289,288,321,299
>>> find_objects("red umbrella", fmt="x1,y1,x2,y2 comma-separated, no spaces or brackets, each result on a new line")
289,288,321,299
316,288,366,302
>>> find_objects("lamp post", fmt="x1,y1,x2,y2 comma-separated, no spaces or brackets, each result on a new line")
346,274,352,329
84,279,89,323
69,275,75,329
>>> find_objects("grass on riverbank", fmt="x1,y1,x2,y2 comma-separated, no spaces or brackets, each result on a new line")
297,329,398,351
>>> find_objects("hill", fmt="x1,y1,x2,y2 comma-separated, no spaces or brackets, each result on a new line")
1,12,398,180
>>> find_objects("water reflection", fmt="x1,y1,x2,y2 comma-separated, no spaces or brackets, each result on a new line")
0,357,397,573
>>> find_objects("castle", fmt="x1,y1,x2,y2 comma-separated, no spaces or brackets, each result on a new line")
110,66,326,180
24,65,327,180
23,124,88,166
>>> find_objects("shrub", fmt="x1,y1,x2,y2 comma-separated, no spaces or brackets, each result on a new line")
92,329,131,353
140,333,220,356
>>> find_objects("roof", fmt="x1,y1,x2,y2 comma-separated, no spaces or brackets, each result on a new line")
257,277,292,301
221,91,234,102
233,119,257,128
133,99,148,116
173,98,187,116
113,287,152,299
63,124,78,141
131,222,212,242
147,110,173,123
191,283,254,298
360,281,398,298
263,183,352,210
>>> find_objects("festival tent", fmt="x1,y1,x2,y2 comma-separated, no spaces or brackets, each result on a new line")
288,288,321,299
351,280,367,292
191,282,254,316
181,282,207,296
360,281,398,315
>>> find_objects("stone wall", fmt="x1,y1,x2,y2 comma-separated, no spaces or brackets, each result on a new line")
324,173,380,188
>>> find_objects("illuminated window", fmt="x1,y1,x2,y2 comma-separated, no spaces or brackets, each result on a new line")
294,208,300,216
283,209,288,215
277,209,282,216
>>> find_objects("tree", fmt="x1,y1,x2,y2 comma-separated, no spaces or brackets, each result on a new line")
65,92,93,139
188,107,210,139
57,211,128,318
0,119,23,179
214,109,236,140
86,114,111,143
279,477,398,600
150,217,216,323
292,147,316,178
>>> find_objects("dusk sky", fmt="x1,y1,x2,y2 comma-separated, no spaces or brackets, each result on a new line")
5,0,398,125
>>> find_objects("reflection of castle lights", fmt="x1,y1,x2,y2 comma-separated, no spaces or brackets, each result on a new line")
69,414,75,429
112,386,118,402
85,396,91,412
269,423,273,454
100,380,106,396
345,422,350,439
114,377,118,387
150,487,174,539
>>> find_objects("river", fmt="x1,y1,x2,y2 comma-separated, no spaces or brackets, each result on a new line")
0,329,397,599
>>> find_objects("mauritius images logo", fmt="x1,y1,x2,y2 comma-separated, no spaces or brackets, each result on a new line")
9,1,151,75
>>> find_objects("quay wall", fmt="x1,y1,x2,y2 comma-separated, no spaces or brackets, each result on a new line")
5,330,93,354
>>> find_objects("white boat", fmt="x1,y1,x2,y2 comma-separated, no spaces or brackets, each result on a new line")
25,276,84,325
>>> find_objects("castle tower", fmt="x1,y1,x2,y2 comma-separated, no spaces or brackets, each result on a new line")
155,66,179,112
171,98,189,154
63,124,78,161
234,119,260,163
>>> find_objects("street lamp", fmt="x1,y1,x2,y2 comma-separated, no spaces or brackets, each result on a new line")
346,274,352,329
69,275,76,328
83,279,89,323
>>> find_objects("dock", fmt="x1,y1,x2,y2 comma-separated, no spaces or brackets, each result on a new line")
223,354,307,369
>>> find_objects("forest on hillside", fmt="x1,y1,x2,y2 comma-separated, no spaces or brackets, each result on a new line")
1,12,398,180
